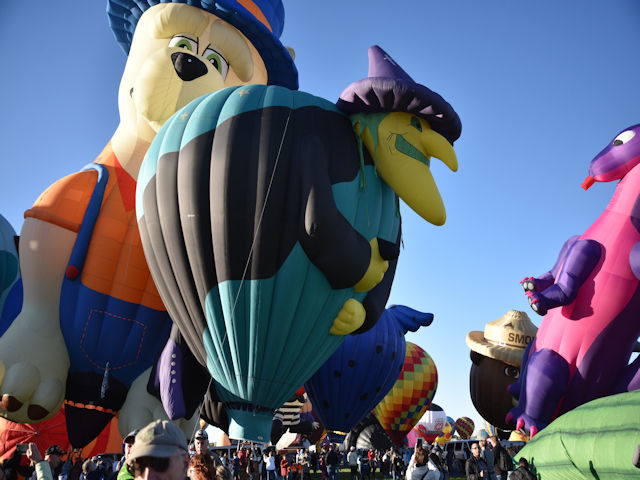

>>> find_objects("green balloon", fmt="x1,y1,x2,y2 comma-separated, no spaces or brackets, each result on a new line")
518,390,640,479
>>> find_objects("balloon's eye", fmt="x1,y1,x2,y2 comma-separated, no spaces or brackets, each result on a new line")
203,47,229,80
169,35,197,52
613,130,635,146
504,366,520,379
410,116,423,132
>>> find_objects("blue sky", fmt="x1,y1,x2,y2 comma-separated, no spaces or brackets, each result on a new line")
2,1,640,437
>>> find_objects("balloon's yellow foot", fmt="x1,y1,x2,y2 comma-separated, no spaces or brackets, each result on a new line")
330,299,366,336
354,239,388,292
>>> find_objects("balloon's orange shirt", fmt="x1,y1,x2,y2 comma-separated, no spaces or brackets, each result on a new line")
24,143,164,311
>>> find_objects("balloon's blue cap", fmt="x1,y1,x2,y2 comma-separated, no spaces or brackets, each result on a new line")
107,0,298,90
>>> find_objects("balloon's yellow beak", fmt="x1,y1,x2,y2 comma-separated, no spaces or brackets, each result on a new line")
357,112,458,226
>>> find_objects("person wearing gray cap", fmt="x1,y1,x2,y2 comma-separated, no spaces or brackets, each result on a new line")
192,429,222,467
193,430,209,457
126,420,189,480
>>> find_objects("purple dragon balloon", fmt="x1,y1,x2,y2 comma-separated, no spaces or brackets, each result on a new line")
508,124,640,437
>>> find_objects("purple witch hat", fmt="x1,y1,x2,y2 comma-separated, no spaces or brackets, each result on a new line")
337,46,461,145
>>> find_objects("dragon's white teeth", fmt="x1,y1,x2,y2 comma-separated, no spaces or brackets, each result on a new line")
423,105,435,114
435,113,444,118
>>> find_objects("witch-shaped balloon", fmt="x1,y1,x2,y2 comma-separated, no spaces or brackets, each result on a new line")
136,45,461,441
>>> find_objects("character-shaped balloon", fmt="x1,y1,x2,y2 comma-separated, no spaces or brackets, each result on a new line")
0,0,293,447
136,46,460,440
305,305,433,437
512,124,640,436
373,342,438,446
466,310,537,430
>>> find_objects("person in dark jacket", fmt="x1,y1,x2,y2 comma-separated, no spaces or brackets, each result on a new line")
508,459,535,480
465,443,488,480
324,446,339,480
487,437,510,480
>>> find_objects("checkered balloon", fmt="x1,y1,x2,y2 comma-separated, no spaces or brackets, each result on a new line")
373,342,438,445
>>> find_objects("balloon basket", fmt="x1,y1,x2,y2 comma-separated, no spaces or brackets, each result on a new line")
227,407,272,443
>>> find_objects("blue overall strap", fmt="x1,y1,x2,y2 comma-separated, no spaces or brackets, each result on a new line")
65,163,109,280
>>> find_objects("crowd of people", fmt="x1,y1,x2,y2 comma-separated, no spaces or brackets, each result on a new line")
0,421,539,480
464,439,534,480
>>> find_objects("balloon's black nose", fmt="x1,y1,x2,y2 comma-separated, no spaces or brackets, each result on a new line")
171,52,208,81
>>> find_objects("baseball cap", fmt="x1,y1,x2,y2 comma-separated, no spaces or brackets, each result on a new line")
195,429,208,440
45,445,66,456
127,420,188,462
124,429,139,444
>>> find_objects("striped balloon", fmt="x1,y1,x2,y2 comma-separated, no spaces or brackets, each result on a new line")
373,342,438,445
455,417,475,439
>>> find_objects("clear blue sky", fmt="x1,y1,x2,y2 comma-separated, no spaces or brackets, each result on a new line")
2,1,640,437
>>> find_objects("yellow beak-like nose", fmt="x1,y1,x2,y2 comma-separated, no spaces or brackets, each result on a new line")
356,112,458,226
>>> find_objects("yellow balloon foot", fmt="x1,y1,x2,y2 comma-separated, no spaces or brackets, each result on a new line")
330,298,365,336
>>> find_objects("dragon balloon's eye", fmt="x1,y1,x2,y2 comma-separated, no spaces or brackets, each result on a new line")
504,365,520,379
410,116,423,132
613,130,635,146
169,35,198,52
203,47,229,80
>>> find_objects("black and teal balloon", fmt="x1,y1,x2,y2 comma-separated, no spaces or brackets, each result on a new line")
136,85,401,441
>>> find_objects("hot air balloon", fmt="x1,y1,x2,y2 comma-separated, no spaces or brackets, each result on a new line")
466,310,536,431
0,215,20,336
415,403,446,444
373,342,438,446
454,417,475,440
305,305,433,437
0,0,298,446
345,412,393,452
434,420,454,446
0,407,122,460
137,45,460,441
446,417,457,436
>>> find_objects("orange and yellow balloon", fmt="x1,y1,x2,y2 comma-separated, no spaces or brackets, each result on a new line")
373,342,438,445
434,420,454,445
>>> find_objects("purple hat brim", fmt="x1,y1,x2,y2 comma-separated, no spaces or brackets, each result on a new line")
337,77,461,145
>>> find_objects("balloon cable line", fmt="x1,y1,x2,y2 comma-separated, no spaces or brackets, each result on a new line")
190,108,293,444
